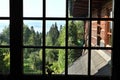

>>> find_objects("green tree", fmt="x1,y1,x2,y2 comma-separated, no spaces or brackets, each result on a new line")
57,49,65,73
46,23,59,46
0,48,10,73
0,26,9,45
68,21,77,46
46,49,58,63
35,31,42,46
23,24,31,45
58,25,65,46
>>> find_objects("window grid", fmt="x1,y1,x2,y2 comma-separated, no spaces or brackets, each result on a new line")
23,0,113,76
0,0,10,75
22,0,114,76
0,0,115,79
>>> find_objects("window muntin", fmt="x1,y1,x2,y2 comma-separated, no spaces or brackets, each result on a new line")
0,20,10,74
22,0,114,77
68,0,113,77
0,0,113,79
0,0,9,17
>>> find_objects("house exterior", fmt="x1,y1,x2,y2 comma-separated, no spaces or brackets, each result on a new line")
67,0,113,75
69,0,113,47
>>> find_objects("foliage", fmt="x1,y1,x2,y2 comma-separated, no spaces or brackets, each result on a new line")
46,22,59,46
0,21,84,74
0,26,9,45
0,48,10,73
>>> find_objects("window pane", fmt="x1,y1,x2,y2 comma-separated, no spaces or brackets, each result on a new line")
46,0,66,17
23,48,42,74
0,0,9,17
23,0,43,17
46,20,66,46
0,20,10,45
68,49,88,75
45,49,65,74
68,20,84,47
68,0,88,18
92,0,113,18
23,20,42,46
91,50,112,76
91,20,113,47
0,48,10,74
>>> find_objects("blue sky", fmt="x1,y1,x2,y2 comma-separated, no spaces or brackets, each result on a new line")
24,20,65,33
0,0,9,17
23,0,43,17
46,0,66,17
23,0,66,17
0,0,66,33
0,20,9,33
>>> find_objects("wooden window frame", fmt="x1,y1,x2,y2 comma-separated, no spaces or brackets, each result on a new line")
0,0,119,80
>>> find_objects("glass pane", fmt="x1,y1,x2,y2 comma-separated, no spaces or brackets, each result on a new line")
92,0,113,18
46,0,66,17
23,0,43,17
0,0,9,17
23,48,42,74
45,49,65,74
68,49,88,75
68,0,88,18
68,20,84,47
23,20,42,46
91,50,112,76
46,20,66,46
0,20,10,45
0,48,10,74
91,20,113,47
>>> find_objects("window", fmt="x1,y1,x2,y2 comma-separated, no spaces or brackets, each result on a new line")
0,0,118,80
0,0,10,74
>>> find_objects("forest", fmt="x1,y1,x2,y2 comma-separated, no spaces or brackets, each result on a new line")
0,20,84,74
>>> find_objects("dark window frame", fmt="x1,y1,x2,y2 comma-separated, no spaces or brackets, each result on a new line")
0,0,119,80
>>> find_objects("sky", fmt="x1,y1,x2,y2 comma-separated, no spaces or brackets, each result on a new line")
0,0,66,33
0,0,9,17
24,20,65,33
0,20,9,33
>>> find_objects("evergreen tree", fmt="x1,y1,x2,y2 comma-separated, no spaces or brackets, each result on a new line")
23,24,31,45
0,26,9,45
68,21,77,46
46,23,60,46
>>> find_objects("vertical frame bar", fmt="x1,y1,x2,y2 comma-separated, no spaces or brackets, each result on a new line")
88,0,92,76
65,0,68,75
10,0,23,77
42,0,46,75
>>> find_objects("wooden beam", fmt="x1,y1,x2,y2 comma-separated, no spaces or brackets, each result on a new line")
73,7,88,10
